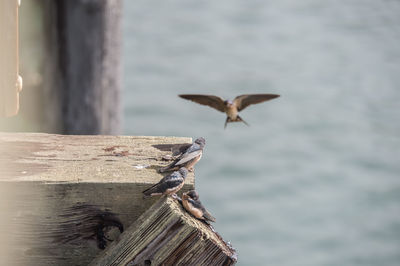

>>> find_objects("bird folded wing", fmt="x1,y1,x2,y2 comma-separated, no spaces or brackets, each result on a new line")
175,150,202,165
203,210,216,222
171,143,192,156
162,179,184,190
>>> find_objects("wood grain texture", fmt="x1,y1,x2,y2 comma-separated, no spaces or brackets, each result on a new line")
0,133,195,265
89,197,237,266
0,132,194,184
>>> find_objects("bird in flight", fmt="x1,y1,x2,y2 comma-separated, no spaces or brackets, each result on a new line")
179,94,280,128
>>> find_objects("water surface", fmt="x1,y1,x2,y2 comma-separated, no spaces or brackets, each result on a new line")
123,1,400,265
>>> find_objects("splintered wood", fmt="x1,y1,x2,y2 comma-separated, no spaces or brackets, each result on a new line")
0,133,195,265
89,196,237,266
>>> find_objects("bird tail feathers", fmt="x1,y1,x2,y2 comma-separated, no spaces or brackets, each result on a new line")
204,211,216,223
224,117,229,129
142,185,157,197
237,115,249,127
224,115,249,129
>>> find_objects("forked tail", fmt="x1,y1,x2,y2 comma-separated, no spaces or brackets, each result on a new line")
224,117,230,129
237,115,249,127
224,115,250,129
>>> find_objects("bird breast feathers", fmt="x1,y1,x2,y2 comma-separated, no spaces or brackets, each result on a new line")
185,200,203,219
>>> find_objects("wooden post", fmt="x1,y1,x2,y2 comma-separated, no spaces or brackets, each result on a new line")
0,133,195,265
42,0,122,134
89,197,237,266
0,0,22,117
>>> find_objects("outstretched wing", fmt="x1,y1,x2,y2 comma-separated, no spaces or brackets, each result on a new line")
179,94,226,112
234,94,280,111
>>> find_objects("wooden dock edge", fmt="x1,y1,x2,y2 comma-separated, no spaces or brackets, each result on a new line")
89,196,237,266
0,132,197,265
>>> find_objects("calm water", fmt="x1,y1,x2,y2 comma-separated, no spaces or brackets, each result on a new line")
122,1,400,265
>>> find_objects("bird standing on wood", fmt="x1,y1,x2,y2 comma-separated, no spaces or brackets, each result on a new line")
179,94,280,128
142,167,188,198
159,137,205,173
182,190,216,224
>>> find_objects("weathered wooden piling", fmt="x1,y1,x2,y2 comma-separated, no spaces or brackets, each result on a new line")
0,133,196,265
89,196,237,266
1,0,122,133
41,0,123,134
0,0,21,117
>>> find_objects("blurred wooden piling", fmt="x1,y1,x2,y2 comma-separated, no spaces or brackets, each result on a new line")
42,0,122,134
0,132,195,265
89,196,237,266
0,0,21,117
1,0,122,133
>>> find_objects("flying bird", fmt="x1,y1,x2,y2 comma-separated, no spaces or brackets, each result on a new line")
159,137,205,173
179,94,280,128
142,167,188,198
182,190,216,224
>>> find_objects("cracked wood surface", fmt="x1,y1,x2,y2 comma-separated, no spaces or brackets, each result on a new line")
0,132,194,184
0,132,195,266
89,197,237,266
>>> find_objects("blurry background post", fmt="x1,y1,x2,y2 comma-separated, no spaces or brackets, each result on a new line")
0,1,20,265
0,0,122,135
42,0,122,134
0,0,20,117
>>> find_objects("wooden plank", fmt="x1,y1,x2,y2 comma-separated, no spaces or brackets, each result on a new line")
0,0,21,117
89,196,237,266
0,133,195,265
0,132,194,183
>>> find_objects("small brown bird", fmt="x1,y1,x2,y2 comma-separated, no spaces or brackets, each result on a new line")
182,190,216,224
142,168,188,198
179,94,280,128
159,137,205,173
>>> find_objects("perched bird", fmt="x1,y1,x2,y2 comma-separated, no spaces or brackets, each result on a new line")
179,94,280,128
182,190,216,224
142,167,188,198
159,137,205,173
